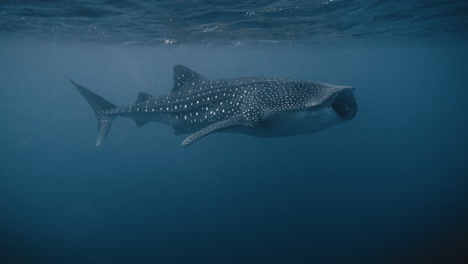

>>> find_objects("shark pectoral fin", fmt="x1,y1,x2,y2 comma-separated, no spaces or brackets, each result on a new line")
181,118,242,147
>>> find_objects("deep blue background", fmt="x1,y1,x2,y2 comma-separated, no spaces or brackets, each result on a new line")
0,39,467,263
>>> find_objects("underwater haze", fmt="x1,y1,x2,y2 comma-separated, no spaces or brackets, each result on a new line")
1,1,468,263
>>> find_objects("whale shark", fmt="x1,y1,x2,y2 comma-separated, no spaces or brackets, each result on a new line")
70,65,357,147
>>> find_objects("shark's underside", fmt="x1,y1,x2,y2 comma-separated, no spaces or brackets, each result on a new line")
70,65,357,147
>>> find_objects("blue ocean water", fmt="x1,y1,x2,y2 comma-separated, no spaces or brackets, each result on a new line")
0,1,467,264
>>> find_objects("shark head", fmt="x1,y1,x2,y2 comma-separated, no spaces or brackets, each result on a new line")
249,83,357,137
329,87,358,120
300,82,356,116
298,85,357,134
300,84,357,131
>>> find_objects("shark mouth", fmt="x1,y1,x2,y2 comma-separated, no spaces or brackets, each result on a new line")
332,89,357,120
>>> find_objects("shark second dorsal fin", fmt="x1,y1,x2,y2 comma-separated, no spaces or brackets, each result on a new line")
172,65,207,92
135,92,153,104
181,117,242,147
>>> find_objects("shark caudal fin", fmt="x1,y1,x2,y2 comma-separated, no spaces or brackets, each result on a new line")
69,79,116,146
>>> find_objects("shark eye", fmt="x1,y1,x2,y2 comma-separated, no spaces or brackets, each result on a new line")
332,90,357,120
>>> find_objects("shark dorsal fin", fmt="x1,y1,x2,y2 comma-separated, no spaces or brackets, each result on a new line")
172,65,207,92
135,92,153,104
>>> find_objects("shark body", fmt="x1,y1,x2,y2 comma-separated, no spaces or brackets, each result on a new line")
71,65,357,147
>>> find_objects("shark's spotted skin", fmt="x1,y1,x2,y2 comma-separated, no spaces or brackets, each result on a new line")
71,65,357,147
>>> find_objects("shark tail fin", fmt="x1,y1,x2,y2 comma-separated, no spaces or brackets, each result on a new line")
69,79,116,146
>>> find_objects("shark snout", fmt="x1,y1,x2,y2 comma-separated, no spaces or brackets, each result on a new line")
332,89,357,120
